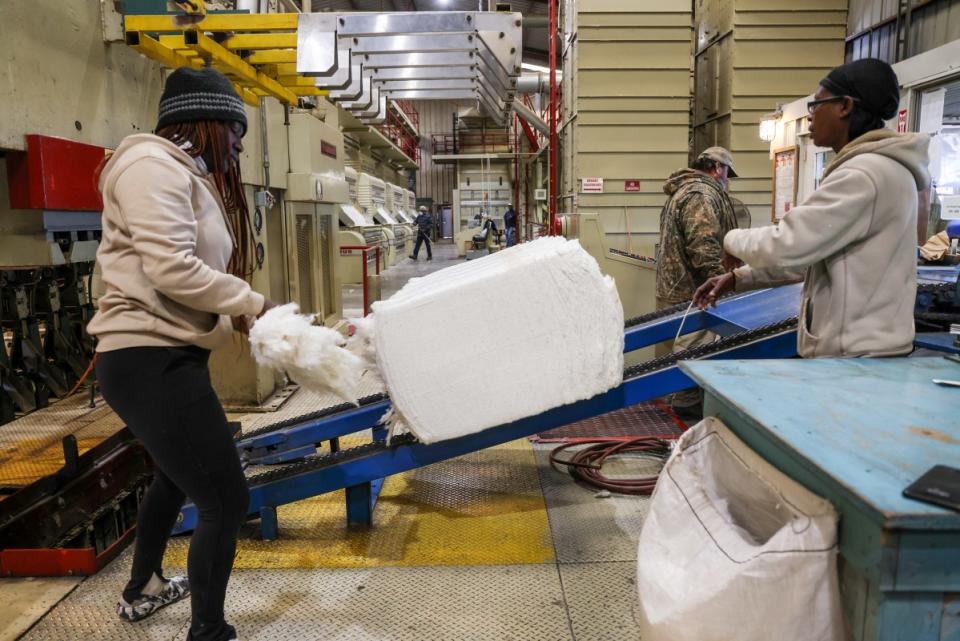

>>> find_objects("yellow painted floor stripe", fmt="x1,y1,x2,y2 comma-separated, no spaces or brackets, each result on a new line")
164,438,555,569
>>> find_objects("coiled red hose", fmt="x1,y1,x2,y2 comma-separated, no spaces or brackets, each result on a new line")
549,437,673,495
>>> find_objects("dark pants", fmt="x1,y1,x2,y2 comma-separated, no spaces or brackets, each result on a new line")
412,230,432,259
96,346,249,641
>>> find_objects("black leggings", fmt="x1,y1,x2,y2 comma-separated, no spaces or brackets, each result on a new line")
97,346,249,641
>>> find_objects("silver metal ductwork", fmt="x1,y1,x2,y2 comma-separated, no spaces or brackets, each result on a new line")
516,72,560,95
511,99,548,135
297,12,523,125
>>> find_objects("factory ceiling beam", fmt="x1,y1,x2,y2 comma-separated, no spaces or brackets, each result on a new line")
123,12,335,105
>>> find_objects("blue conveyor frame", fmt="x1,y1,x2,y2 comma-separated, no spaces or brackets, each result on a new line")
176,285,805,536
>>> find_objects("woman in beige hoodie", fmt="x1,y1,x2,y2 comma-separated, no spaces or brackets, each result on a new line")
88,67,274,641
694,59,930,358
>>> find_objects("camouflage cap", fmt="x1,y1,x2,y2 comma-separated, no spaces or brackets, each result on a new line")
697,146,738,178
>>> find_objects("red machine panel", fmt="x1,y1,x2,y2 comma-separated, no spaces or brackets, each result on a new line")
7,135,108,211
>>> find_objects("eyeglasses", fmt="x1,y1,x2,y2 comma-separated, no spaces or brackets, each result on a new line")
806,95,857,115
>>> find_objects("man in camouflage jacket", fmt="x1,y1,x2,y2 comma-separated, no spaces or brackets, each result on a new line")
655,146,739,418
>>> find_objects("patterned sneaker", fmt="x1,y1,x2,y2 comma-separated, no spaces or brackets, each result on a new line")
117,575,190,622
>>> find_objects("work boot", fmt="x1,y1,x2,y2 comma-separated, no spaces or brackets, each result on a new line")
117,574,189,622
408,254,416,260
186,622,238,641
426,256,433,261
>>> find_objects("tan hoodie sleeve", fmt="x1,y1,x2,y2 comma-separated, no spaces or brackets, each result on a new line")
113,157,265,318
732,264,804,291
724,165,877,271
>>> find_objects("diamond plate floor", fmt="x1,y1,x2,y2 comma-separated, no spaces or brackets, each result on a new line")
18,551,190,641
20,556,572,641
163,439,554,570
533,443,655,564
560,562,642,641
17,438,649,641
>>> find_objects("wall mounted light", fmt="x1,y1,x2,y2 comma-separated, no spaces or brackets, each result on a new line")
759,107,782,142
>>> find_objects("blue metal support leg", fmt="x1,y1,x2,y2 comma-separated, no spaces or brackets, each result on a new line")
260,505,278,541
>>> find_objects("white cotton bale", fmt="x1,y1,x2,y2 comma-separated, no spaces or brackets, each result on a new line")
363,237,624,444
249,304,364,404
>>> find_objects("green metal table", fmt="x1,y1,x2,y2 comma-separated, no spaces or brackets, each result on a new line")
681,357,960,641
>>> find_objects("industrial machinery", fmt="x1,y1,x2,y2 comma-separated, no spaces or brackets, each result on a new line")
384,182,413,257
338,166,387,285
357,172,402,267
283,111,347,325
0,135,103,425
173,283,804,538
405,189,419,222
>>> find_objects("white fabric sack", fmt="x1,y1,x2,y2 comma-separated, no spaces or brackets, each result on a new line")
636,417,844,641
249,303,364,404
354,237,624,443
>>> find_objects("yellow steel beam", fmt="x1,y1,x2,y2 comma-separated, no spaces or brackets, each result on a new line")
126,31,197,70
246,50,298,64
275,75,321,87
270,62,298,75
224,33,297,50
157,35,200,56
124,13,298,33
289,87,329,96
233,83,261,107
184,30,298,104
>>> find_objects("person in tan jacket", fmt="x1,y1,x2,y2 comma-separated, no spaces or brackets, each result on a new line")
694,58,930,358
89,67,275,641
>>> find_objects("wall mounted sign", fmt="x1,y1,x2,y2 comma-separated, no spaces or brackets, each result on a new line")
772,146,799,222
581,177,604,193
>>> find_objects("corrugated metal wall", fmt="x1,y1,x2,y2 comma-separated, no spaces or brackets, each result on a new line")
693,0,847,225
846,0,960,63
561,0,693,250
413,100,468,207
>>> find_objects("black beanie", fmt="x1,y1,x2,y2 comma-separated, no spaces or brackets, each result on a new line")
156,67,248,135
820,58,900,121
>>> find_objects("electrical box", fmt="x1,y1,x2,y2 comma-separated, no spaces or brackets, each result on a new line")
535,188,547,201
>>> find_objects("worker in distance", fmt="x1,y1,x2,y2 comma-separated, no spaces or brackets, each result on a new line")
89,67,278,641
694,58,930,358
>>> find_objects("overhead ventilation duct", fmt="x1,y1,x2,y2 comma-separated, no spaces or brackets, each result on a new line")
516,72,560,95
511,99,548,136
297,12,523,125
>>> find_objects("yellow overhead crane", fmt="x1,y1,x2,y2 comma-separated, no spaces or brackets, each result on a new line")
123,11,329,107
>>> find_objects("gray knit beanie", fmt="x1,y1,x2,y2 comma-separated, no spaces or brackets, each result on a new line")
156,67,247,135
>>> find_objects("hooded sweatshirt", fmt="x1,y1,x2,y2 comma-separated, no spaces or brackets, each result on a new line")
88,134,264,352
656,169,738,304
727,129,930,358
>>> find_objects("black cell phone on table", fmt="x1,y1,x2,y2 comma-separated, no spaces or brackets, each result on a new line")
903,465,960,512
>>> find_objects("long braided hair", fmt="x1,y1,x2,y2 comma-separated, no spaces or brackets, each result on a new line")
156,120,256,331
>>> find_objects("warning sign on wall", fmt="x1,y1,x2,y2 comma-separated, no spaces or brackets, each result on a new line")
897,109,908,133
581,177,604,193
624,180,641,192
